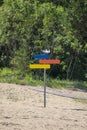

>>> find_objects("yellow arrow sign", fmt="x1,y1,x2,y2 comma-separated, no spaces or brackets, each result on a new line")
29,64,50,69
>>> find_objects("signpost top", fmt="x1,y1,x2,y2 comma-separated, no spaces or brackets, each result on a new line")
41,49,50,54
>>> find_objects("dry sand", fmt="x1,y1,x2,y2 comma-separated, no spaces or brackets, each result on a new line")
0,83,87,130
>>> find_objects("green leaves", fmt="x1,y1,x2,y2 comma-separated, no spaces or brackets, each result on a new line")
0,0,87,80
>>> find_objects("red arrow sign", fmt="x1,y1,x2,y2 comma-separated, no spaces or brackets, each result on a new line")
39,59,60,64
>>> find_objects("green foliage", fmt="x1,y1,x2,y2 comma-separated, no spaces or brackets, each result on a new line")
47,78,73,88
0,68,87,91
0,0,4,6
0,0,87,81
0,67,43,86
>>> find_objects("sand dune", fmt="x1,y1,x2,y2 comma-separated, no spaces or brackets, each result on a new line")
0,83,87,130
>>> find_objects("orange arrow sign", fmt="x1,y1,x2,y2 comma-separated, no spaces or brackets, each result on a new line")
39,59,60,64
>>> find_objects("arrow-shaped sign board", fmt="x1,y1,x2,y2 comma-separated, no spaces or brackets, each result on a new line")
39,59,60,64
34,54,50,60
29,64,50,69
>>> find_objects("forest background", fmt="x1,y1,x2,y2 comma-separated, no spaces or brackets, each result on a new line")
0,0,87,88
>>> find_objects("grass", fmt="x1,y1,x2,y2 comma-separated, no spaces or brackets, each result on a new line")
0,67,87,91
47,78,73,88
0,67,43,86
75,99,87,104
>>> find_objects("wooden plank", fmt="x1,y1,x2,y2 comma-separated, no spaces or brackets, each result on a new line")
34,54,50,59
29,64,50,69
39,59,60,64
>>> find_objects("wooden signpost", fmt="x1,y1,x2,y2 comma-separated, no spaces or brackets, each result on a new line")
29,53,60,108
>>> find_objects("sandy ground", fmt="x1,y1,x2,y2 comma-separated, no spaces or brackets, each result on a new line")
0,83,87,130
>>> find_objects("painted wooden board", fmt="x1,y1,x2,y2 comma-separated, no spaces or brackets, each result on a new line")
29,64,50,69
34,54,50,59
39,59,60,64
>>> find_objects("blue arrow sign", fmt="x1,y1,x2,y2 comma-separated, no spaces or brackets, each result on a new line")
34,54,50,59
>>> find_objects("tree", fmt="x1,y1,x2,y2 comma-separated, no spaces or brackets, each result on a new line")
66,0,87,80
0,0,87,80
